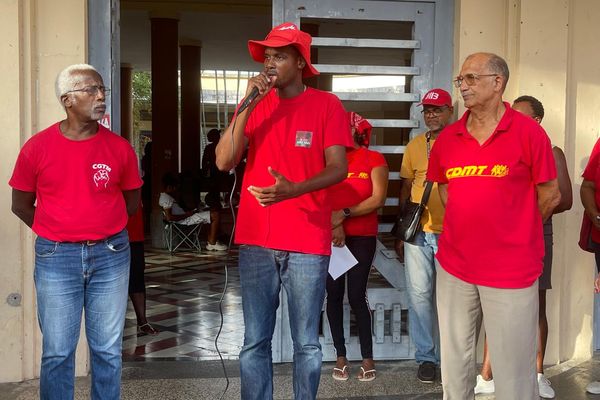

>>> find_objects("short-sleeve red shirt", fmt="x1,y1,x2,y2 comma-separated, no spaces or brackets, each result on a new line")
9,123,143,242
329,147,387,237
427,104,557,288
582,138,600,242
235,88,353,255
126,203,145,243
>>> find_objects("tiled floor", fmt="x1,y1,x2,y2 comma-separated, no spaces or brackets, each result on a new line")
122,244,395,362
122,246,244,361
2,244,600,398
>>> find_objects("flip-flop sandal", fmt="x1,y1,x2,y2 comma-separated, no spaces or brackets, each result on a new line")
332,365,350,381
358,366,376,382
138,323,159,335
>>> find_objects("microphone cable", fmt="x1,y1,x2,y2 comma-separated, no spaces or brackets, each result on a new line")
215,101,246,400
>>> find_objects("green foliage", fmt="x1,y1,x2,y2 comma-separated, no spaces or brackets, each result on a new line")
133,71,151,104
132,71,152,155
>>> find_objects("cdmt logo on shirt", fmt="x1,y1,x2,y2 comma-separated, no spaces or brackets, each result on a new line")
445,164,509,179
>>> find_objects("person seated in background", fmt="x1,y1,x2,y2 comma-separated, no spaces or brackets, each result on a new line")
179,168,203,212
159,172,227,251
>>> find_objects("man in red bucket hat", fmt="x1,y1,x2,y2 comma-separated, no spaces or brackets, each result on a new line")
247,22,320,78
216,23,353,400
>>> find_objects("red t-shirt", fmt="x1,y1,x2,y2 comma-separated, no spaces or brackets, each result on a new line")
9,123,143,241
582,138,600,242
235,87,353,255
427,104,556,288
329,147,387,236
127,203,145,242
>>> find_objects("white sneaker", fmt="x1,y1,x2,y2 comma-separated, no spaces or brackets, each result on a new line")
206,241,227,251
587,381,600,394
537,373,555,398
474,374,495,394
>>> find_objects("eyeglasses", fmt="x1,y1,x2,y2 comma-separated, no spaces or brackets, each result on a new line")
453,73,498,88
421,106,449,116
65,85,110,96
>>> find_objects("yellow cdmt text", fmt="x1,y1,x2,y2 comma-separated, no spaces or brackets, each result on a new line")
446,165,488,179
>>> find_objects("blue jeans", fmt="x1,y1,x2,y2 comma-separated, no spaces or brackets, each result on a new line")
34,230,130,400
404,231,440,364
238,245,329,400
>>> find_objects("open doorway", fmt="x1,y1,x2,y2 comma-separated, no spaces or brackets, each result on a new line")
89,0,453,362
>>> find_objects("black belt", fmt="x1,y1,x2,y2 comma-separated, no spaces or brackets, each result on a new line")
63,239,105,246
62,237,110,246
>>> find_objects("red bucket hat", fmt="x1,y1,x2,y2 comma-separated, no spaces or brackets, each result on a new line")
248,22,320,78
349,112,373,147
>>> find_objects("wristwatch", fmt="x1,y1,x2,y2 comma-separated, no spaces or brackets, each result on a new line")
342,208,351,218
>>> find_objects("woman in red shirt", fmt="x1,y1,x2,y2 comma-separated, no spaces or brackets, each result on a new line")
327,112,389,382
127,203,158,335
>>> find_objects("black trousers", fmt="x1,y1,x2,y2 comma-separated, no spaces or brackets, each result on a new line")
128,241,146,294
326,235,376,359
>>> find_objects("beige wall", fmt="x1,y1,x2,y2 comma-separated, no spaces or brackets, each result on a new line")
456,0,600,364
562,0,600,361
0,0,88,382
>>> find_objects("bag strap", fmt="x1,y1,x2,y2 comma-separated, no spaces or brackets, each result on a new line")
426,131,432,159
420,181,434,206
418,132,434,206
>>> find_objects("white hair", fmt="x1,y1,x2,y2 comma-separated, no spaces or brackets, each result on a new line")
54,64,99,100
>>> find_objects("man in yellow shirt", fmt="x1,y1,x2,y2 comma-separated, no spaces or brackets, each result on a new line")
395,88,453,383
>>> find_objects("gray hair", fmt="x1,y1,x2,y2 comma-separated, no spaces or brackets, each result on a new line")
54,64,99,100
486,53,509,90
465,52,510,91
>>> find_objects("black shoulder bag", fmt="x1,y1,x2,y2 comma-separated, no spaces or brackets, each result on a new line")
391,132,434,243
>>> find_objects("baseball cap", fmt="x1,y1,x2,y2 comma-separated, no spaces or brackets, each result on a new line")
248,22,319,78
418,88,452,107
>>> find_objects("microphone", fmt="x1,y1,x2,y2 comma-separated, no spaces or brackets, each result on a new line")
237,87,259,114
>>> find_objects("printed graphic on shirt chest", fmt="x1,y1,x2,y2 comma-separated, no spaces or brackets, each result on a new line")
445,164,509,180
347,171,370,180
295,131,313,148
92,163,112,188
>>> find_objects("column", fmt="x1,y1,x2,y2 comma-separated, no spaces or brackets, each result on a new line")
150,14,179,247
120,63,133,143
180,40,202,173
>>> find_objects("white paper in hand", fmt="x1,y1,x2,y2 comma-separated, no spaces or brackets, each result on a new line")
328,244,358,280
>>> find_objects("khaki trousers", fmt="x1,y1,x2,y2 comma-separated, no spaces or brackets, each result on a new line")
436,265,539,400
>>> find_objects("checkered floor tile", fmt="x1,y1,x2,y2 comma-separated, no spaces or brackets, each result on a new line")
123,244,393,362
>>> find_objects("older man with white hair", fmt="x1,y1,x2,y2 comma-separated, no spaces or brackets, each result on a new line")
9,64,142,399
